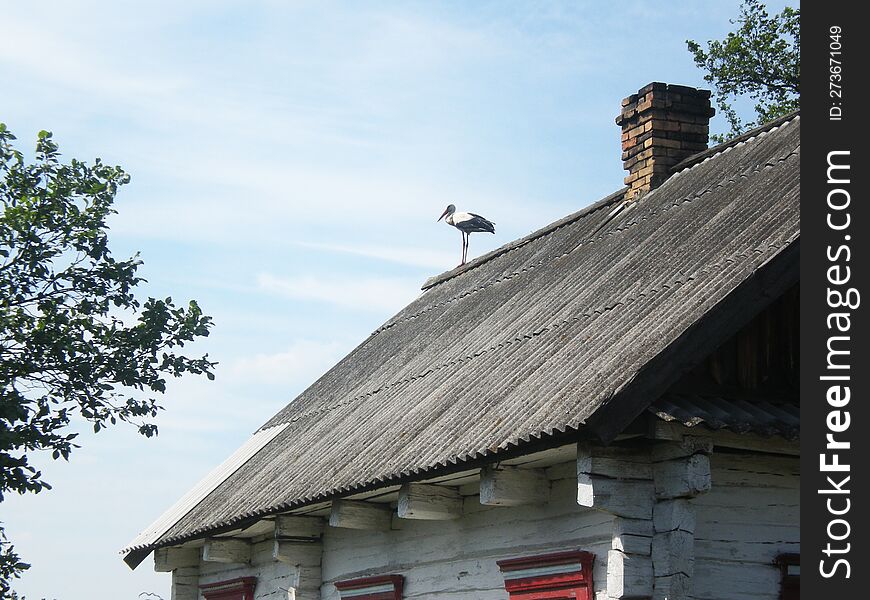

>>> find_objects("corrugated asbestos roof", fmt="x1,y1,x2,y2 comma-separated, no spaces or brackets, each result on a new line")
123,114,800,565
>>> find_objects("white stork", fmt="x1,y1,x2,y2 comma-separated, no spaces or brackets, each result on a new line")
437,204,495,266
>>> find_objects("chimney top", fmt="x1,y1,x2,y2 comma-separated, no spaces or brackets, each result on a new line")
617,82,715,199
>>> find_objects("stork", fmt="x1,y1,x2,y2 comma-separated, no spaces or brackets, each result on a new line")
437,204,495,266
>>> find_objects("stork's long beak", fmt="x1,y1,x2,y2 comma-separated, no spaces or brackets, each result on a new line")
437,208,449,222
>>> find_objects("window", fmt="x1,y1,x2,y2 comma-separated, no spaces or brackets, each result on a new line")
199,577,257,600
497,551,594,600
775,553,799,600
335,574,404,600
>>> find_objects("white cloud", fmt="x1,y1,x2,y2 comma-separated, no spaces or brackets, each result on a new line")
226,339,349,386
295,240,456,270
257,272,422,313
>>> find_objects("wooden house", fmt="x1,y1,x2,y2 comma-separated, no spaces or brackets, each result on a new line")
123,83,800,600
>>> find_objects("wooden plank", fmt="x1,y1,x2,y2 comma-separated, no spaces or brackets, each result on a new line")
653,454,711,499
202,538,251,564
274,514,325,539
653,499,696,534
578,474,655,520
398,482,462,520
171,566,199,600
154,546,199,572
479,465,549,506
606,549,653,598
329,499,392,531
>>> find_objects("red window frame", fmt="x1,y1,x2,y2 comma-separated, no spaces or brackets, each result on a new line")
498,551,595,600
199,577,257,600
335,574,404,600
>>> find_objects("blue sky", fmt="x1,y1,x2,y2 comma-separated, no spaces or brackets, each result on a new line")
1,1,793,598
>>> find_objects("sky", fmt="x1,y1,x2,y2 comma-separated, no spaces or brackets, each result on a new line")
1,1,794,598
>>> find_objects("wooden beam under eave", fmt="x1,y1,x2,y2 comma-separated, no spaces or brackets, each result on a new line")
202,538,251,564
479,465,549,506
154,546,200,572
328,499,392,531
397,482,462,520
274,514,325,539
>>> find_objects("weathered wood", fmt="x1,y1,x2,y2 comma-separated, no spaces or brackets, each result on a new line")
154,546,199,572
651,420,799,456
651,437,713,462
652,530,694,577
613,518,653,556
607,549,653,598
171,566,199,600
479,465,549,506
329,499,392,530
578,443,653,480
578,474,655,519
273,540,321,564
613,532,652,556
653,454,711,499
653,573,691,600
274,514,325,539
398,483,463,520
653,499,696,533
202,538,251,564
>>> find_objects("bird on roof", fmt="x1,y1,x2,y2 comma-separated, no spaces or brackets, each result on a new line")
437,204,495,266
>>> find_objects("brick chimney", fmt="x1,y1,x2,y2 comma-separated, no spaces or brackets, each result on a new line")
616,82,715,199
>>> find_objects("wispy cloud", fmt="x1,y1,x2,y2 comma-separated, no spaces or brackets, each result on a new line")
295,240,455,270
226,339,349,385
257,272,422,312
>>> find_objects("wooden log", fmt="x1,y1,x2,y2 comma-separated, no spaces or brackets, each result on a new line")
612,518,653,556
653,573,691,600
607,549,653,599
479,465,549,506
651,437,713,462
274,514,325,539
651,421,798,456
202,538,251,564
653,499,695,533
653,454,711,499
398,483,462,520
329,499,392,531
578,474,655,520
171,566,199,600
652,530,694,577
578,443,653,480
154,546,199,572
272,540,322,564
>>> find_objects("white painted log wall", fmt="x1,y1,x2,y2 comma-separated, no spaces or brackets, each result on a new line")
321,475,613,600
691,452,799,600
199,538,308,599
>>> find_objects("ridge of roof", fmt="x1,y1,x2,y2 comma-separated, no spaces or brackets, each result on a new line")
422,110,799,292
421,188,627,290
671,111,800,174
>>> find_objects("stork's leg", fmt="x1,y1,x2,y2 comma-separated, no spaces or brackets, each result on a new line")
462,233,468,264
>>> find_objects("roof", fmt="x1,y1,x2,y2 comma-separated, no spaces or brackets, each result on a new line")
124,114,800,566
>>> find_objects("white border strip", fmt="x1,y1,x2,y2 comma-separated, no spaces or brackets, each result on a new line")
123,423,289,553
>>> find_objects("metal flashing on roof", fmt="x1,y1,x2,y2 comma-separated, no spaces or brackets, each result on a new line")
123,423,288,567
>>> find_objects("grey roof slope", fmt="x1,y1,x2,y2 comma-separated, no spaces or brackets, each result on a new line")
124,115,800,564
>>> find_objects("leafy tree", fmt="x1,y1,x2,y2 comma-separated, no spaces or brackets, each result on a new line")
687,0,799,141
0,124,215,593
